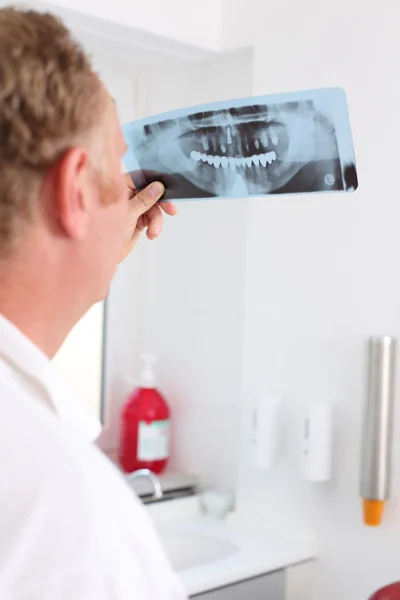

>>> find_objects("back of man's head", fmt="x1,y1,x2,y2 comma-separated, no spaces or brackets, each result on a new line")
0,6,104,258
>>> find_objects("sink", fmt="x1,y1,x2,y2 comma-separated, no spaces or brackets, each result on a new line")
157,526,238,571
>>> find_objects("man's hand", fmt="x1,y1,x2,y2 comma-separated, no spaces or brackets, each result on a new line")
119,173,177,263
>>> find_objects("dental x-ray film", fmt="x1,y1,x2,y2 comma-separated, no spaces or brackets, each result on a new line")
122,87,358,202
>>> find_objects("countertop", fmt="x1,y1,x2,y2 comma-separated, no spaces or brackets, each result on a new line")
147,496,317,596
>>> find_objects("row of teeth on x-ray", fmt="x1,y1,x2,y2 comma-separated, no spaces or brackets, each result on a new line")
199,128,279,153
190,150,277,169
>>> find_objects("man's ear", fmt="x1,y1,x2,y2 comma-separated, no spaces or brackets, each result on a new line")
51,146,92,240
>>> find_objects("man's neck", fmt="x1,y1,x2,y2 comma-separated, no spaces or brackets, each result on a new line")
0,246,87,359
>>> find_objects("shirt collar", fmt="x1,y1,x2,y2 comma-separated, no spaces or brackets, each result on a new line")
0,314,102,443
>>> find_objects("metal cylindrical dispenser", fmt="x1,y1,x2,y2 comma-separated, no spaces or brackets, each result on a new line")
360,336,397,526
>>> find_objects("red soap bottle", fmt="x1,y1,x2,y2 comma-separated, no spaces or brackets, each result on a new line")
119,354,170,475
369,583,400,600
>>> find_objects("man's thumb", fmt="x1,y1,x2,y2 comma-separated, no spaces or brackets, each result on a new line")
134,181,165,214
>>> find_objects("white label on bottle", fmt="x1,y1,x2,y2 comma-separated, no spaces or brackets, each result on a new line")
137,419,170,461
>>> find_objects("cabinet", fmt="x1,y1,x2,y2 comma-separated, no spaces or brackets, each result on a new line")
191,570,284,599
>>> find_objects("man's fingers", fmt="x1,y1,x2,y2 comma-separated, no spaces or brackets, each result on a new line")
160,201,178,216
145,205,163,240
133,181,165,214
124,174,176,215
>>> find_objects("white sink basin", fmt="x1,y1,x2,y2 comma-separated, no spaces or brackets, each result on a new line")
157,526,238,571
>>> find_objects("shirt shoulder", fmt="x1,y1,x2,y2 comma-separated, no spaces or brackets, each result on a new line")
0,367,185,600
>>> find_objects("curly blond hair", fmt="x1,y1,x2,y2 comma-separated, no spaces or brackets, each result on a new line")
0,6,105,256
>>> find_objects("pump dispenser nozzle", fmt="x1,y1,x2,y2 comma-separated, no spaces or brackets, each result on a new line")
138,353,157,389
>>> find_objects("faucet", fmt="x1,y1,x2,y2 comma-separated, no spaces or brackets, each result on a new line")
126,468,163,501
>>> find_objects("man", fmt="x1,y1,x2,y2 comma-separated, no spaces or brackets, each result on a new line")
0,6,186,599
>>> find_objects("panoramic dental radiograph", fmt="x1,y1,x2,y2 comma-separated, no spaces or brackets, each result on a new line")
123,87,358,201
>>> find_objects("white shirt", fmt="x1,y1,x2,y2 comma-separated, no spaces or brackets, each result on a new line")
0,315,186,600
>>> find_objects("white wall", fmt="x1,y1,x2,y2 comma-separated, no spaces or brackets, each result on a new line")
221,1,400,599
26,0,223,52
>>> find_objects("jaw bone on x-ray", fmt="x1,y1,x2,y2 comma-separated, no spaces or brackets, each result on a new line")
122,87,358,202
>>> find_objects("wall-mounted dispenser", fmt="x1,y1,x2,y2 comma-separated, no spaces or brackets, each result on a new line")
250,394,283,470
300,404,334,483
360,336,397,527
